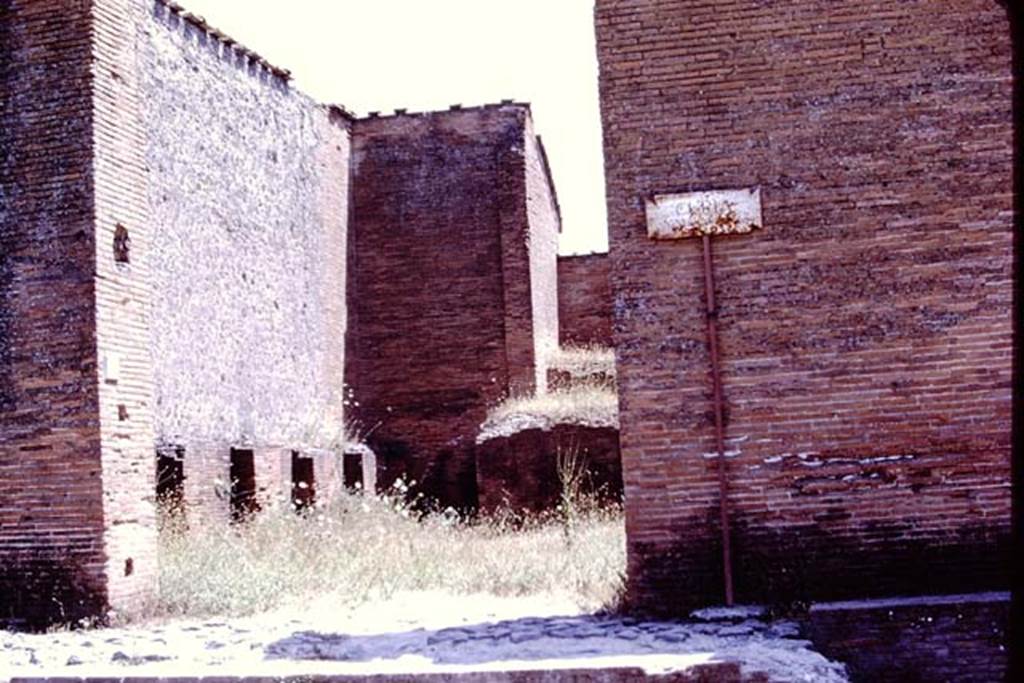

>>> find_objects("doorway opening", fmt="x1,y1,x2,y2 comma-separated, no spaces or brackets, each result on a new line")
291,451,315,509
156,445,184,512
229,448,259,521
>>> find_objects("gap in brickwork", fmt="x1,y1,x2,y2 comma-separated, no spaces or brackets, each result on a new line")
343,451,364,492
113,223,130,263
291,451,315,509
156,446,185,509
229,448,259,521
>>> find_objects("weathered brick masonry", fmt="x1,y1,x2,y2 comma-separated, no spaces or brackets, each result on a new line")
1,0,573,623
477,425,622,514
1,0,353,625
802,592,1010,683
595,0,1013,612
140,1,351,521
1,0,157,626
347,106,561,509
557,252,614,347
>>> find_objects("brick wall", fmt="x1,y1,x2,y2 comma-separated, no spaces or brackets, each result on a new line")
0,0,157,627
139,2,351,519
347,105,561,508
477,425,622,514
1,0,354,625
803,592,1010,682
557,253,613,347
92,0,159,618
595,0,1013,613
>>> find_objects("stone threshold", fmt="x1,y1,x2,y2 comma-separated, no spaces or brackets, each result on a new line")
807,590,1010,613
8,659,744,683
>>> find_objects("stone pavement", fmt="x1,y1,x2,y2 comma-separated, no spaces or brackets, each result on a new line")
0,593,847,683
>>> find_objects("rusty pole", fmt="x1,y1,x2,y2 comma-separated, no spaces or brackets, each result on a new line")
701,233,735,606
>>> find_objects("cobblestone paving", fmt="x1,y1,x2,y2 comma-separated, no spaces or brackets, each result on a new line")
0,594,847,682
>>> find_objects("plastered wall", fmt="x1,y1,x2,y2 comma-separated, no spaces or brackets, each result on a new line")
523,124,561,392
143,2,349,454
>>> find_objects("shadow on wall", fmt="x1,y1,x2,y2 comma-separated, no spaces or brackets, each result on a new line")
627,513,1013,618
0,549,106,632
0,265,12,413
1005,3,1024,683
371,438,480,512
476,426,622,514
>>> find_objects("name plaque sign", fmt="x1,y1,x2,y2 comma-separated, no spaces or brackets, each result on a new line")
645,188,762,240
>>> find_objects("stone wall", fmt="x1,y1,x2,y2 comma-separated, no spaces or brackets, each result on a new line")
803,593,1010,682
557,253,613,347
595,0,1013,613
140,1,351,518
1,0,158,627
347,105,561,509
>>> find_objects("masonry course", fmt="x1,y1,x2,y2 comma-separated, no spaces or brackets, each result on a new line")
595,0,1013,613
346,105,561,509
1,0,157,627
1,0,571,625
557,253,614,348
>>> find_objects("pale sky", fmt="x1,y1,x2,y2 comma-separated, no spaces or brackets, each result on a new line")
181,0,609,255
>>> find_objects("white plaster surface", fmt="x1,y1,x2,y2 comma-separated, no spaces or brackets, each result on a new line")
646,188,762,240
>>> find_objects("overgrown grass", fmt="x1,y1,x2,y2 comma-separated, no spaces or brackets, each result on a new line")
478,381,619,441
546,344,616,382
153,488,625,620
478,345,619,441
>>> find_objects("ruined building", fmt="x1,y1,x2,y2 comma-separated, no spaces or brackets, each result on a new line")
596,0,1012,612
2,3,1012,670
0,0,612,626
347,106,562,509
557,252,613,348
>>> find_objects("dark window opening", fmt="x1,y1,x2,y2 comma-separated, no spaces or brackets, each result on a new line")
343,451,364,491
291,451,315,509
156,446,185,511
124,558,134,577
230,448,259,521
113,223,131,263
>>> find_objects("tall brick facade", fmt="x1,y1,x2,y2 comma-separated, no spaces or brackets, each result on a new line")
1,0,573,623
347,105,561,509
595,0,1014,613
1,0,157,626
1,0,353,626
557,252,613,347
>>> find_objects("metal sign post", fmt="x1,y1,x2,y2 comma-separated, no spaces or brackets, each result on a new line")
645,188,763,607
700,232,734,606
